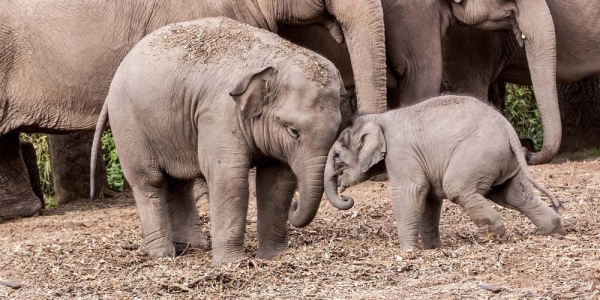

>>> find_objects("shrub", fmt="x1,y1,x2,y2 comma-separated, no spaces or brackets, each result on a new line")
20,131,124,204
503,84,543,151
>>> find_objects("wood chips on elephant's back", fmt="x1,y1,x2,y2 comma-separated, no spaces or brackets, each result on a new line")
150,18,332,89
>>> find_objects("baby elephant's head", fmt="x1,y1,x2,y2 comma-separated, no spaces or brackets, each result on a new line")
324,119,386,210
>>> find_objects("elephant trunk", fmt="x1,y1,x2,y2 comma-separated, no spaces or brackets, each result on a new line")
324,148,355,210
287,155,328,228
326,0,387,114
514,0,561,164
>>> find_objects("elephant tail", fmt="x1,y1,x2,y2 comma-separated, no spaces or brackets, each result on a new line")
505,119,564,213
90,101,109,201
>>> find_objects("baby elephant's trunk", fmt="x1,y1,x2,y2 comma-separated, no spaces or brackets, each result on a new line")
324,148,354,210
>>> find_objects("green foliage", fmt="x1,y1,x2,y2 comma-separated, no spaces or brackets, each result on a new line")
589,148,600,157
101,130,124,191
503,84,543,151
20,133,55,207
20,131,124,203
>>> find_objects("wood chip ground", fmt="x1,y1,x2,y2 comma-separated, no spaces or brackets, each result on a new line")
1,154,599,298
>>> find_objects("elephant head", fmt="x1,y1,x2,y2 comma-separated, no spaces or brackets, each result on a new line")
324,119,387,210
231,62,345,228
450,0,560,164
258,0,387,114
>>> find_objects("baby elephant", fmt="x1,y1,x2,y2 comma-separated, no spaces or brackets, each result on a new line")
90,18,344,265
324,96,566,250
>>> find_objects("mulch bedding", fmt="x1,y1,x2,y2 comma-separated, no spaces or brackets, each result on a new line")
1,156,599,299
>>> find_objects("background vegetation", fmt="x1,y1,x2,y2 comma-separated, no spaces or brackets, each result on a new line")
21,84,541,203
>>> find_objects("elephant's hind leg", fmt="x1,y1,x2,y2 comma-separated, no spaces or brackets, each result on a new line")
130,171,175,258
166,178,210,254
255,162,296,260
0,133,43,221
487,171,566,236
419,195,443,249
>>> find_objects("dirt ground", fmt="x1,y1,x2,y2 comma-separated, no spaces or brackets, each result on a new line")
1,154,600,299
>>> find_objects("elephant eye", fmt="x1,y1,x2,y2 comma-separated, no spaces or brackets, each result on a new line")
333,152,341,162
287,126,300,139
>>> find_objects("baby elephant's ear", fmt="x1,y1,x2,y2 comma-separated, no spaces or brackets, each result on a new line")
230,66,275,119
356,121,386,173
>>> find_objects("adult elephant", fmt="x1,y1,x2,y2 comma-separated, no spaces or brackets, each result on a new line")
444,0,600,164
0,0,387,220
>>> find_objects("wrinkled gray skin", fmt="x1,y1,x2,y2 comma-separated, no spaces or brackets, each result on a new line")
90,18,343,265
445,0,591,165
281,0,558,165
0,0,386,220
325,96,566,250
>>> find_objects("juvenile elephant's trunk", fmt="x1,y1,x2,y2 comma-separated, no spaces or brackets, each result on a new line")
287,156,328,228
325,0,387,114
324,148,354,210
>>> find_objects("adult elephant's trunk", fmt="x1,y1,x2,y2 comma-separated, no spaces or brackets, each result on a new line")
287,155,328,228
324,148,354,210
326,0,387,114
514,0,560,164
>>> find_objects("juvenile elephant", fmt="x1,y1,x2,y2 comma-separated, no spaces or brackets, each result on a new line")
324,96,566,250
0,0,386,219
90,18,344,265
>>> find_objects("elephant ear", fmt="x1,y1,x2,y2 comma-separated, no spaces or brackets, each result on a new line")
354,121,386,173
337,70,347,97
230,66,275,119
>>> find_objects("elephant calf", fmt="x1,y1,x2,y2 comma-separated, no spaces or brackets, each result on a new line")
325,95,566,250
90,18,344,265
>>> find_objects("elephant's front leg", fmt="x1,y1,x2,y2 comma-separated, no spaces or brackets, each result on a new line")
208,166,250,265
419,196,443,249
255,162,296,259
390,176,429,250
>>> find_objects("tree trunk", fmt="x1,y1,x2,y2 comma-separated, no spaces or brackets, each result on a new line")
558,74,600,152
48,132,109,204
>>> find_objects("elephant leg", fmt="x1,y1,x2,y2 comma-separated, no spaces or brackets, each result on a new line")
20,140,44,206
419,195,443,250
390,174,429,250
193,176,209,203
166,178,210,253
130,172,175,258
48,132,109,205
255,162,295,260
487,171,566,235
453,192,506,238
208,166,249,265
0,133,43,220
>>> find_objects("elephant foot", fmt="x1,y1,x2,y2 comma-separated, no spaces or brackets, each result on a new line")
0,191,42,221
172,226,211,252
256,245,288,260
476,222,506,242
211,248,247,266
422,239,442,250
143,232,176,258
539,217,567,236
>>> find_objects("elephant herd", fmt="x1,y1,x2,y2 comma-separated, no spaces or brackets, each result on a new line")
1,0,597,265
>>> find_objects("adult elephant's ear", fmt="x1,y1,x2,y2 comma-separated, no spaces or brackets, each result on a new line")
354,121,386,172
230,66,276,119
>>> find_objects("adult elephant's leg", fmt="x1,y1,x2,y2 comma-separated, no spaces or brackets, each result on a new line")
487,171,566,235
419,195,443,250
255,162,296,260
208,165,249,265
0,133,42,220
48,132,109,204
20,140,44,206
167,178,210,254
